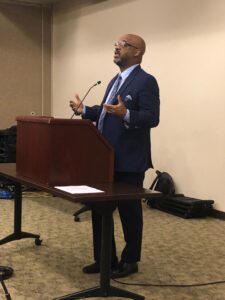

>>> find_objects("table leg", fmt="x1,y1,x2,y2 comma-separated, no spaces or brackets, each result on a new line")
54,203,145,300
0,182,42,246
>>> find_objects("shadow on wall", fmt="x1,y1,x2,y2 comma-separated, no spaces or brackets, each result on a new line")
0,3,47,47
53,0,225,40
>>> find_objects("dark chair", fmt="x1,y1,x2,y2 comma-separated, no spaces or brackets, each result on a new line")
73,205,90,222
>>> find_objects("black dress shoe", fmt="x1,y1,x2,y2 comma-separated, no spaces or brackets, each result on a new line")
82,262,100,274
83,261,118,274
111,262,138,279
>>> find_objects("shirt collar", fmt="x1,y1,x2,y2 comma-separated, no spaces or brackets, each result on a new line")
119,64,139,82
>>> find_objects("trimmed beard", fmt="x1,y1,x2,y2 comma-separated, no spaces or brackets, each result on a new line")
113,57,123,66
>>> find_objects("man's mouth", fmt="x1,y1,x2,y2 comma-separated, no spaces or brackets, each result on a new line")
114,51,120,58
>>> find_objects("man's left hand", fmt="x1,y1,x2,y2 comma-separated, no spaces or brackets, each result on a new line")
103,95,127,118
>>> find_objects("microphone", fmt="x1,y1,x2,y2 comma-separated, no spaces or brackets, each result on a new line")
71,81,101,119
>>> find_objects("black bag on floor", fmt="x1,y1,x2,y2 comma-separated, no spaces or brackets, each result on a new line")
150,170,175,194
145,170,176,207
149,195,214,218
0,126,17,195
0,126,17,163
145,170,214,218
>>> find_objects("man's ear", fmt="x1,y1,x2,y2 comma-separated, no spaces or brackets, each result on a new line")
134,49,142,57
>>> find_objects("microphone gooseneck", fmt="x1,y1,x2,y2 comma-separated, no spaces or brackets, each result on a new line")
71,81,101,119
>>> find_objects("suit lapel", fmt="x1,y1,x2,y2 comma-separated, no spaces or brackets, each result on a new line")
117,65,141,95
101,65,141,105
111,66,141,104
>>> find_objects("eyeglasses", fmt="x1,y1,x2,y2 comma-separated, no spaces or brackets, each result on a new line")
114,40,138,49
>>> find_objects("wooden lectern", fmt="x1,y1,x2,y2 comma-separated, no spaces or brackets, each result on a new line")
16,116,114,186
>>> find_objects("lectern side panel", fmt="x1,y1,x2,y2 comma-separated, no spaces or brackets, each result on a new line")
49,123,114,185
16,121,51,184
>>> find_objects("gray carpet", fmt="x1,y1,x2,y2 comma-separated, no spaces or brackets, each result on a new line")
1,193,225,300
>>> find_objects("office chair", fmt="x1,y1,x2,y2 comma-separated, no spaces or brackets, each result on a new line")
73,205,90,222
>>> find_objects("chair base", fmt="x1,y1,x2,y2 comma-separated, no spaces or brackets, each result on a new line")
73,205,90,222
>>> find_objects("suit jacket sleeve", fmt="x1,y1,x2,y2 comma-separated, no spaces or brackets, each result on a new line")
83,105,101,122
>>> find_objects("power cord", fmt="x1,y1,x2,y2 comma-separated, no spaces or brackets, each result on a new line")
0,266,14,300
112,278,225,287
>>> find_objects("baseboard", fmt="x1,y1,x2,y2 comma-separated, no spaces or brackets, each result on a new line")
211,209,225,220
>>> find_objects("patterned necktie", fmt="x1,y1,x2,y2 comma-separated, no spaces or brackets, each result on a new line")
98,75,122,133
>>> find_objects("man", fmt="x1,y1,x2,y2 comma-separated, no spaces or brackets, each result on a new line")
70,34,160,278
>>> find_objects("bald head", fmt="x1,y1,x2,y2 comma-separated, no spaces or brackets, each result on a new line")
120,34,146,56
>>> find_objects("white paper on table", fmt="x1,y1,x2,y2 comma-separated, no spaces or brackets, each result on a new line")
54,185,104,194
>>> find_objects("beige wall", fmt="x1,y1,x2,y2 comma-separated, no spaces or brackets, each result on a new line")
52,0,225,211
0,3,52,129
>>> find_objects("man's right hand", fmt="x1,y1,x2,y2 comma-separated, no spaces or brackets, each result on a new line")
69,94,84,115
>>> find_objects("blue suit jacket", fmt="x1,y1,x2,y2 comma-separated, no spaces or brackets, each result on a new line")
85,65,160,172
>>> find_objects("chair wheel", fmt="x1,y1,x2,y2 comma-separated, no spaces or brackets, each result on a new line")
35,238,42,246
74,216,80,222
0,266,14,280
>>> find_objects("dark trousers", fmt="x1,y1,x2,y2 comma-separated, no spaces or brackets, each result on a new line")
91,172,145,265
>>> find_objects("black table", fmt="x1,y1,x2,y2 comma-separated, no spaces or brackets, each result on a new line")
0,163,154,300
